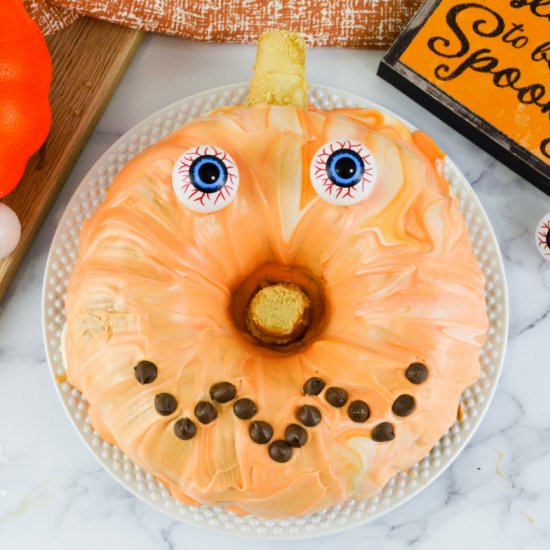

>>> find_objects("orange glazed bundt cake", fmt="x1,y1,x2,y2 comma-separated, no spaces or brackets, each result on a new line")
64,31,488,518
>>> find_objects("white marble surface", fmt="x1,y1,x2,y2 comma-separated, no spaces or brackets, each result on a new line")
1,35,549,550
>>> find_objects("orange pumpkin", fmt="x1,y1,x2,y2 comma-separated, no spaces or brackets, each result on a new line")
0,0,52,198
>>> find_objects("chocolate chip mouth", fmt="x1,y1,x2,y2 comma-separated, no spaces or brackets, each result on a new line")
137,364,428,460
133,340,429,463
229,263,327,352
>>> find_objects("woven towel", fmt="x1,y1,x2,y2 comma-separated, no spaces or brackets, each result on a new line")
27,0,422,48
23,0,79,35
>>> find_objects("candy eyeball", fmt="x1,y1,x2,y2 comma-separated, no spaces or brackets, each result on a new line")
172,145,239,213
0,203,21,259
535,211,550,261
310,139,377,206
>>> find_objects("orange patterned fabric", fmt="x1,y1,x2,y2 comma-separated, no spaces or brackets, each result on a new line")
28,0,422,48
23,0,79,35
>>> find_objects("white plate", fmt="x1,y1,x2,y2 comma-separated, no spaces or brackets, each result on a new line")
42,84,508,540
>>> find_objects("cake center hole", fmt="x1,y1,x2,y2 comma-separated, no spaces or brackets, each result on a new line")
229,263,327,352
246,283,311,345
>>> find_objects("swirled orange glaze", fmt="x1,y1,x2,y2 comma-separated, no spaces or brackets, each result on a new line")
64,104,488,518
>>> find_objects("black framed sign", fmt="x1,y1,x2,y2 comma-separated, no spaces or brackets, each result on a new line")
378,0,550,194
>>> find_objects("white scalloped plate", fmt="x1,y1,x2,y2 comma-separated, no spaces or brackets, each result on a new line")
42,84,508,539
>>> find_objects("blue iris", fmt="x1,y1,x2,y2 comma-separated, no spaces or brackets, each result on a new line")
189,155,228,193
326,149,364,187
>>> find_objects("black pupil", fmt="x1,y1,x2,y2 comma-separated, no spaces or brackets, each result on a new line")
334,157,357,179
198,162,220,184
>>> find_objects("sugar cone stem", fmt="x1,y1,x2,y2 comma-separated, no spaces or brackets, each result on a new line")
246,31,308,108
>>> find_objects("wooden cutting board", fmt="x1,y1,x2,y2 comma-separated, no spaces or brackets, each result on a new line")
0,17,144,303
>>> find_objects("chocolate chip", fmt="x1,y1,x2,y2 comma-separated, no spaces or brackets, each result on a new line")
249,420,273,444
296,404,321,427
372,422,395,442
325,386,348,407
406,362,428,384
174,418,197,440
233,398,257,420
392,394,416,417
154,393,177,416
268,440,293,462
284,424,308,448
134,360,157,384
303,377,326,396
210,381,237,403
348,400,370,423
194,401,218,424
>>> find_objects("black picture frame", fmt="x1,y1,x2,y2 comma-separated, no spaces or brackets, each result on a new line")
377,0,550,195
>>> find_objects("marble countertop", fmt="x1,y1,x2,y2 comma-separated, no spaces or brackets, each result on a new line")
1,35,549,550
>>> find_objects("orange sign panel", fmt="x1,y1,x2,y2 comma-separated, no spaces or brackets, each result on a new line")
400,0,549,164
